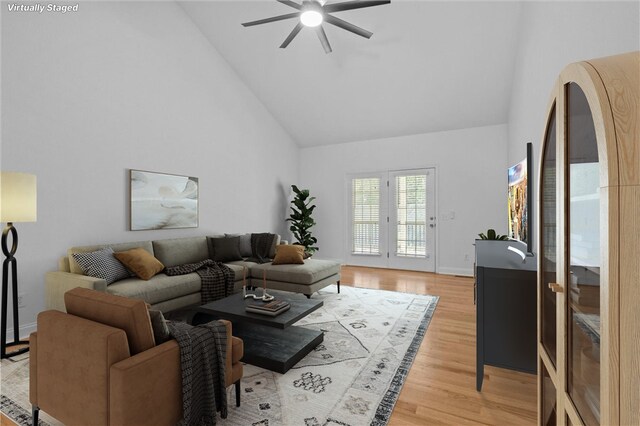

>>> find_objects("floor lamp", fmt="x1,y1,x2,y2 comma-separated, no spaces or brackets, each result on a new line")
1,171,37,359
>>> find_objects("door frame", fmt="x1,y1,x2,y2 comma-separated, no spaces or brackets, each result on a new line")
388,168,437,272
345,167,438,272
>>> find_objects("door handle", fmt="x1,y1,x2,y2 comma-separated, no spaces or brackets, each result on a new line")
429,224,435,228
548,282,563,293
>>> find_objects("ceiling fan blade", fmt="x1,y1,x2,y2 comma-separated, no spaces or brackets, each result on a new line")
315,26,332,53
324,0,390,13
277,0,302,10
242,12,299,27
280,22,304,48
324,14,373,38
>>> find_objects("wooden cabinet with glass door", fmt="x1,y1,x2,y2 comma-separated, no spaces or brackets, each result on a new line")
537,52,639,426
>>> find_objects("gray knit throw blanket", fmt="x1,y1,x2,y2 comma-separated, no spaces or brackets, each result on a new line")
165,260,234,304
168,320,228,426
247,233,276,264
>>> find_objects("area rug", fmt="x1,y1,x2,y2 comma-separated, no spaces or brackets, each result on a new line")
1,285,438,426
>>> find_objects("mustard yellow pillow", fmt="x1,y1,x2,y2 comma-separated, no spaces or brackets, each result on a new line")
114,248,165,280
272,244,305,265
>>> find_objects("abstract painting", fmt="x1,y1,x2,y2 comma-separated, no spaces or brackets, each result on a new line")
130,169,198,230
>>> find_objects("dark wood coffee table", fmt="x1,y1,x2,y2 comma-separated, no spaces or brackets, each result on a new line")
196,291,323,373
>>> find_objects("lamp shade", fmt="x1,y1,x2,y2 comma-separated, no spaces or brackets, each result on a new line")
0,172,37,223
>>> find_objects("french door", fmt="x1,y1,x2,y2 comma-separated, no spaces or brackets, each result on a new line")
347,168,436,272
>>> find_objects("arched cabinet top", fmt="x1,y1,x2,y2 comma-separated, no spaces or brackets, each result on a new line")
587,53,640,186
539,51,639,190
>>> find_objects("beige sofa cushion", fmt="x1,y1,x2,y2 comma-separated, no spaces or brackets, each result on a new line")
106,273,201,305
226,260,259,269
64,287,155,355
68,241,153,275
225,260,260,281
152,237,209,268
250,259,341,285
222,263,250,282
225,233,252,257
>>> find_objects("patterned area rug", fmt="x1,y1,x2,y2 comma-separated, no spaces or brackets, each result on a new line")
1,285,438,426
1,355,57,426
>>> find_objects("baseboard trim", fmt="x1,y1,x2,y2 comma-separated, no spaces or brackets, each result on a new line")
6,321,37,340
438,267,473,277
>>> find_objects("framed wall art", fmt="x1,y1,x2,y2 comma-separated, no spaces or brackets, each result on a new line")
130,169,199,231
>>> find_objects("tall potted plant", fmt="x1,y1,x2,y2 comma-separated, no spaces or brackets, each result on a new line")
287,185,318,256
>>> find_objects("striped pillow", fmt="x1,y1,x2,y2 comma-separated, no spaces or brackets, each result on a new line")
72,247,130,285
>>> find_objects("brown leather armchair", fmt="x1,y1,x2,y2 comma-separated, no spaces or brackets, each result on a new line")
29,287,243,426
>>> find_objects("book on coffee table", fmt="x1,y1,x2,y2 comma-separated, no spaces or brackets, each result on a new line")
246,300,291,316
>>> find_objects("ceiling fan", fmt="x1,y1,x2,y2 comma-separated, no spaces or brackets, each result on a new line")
241,0,390,54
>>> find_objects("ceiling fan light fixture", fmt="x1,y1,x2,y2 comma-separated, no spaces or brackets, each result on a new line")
242,0,391,51
300,10,323,27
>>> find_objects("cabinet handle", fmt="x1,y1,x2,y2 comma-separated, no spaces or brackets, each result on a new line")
548,282,563,293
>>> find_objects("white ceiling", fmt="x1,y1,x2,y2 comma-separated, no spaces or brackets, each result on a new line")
180,1,523,147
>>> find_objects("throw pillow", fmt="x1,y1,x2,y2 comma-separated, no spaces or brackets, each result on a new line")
272,244,305,265
148,309,171,344
225,233,252,257
269,234,281,258
209,236,243,262
114,248,165,280
71,247,131,285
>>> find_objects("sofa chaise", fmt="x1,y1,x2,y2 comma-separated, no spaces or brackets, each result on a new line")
45,235,341,313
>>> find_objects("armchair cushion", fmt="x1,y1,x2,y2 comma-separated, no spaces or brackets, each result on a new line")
149,309,171,344
65,287,156,354
231,337,244,364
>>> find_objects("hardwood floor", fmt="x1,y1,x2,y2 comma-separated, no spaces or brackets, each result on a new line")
1,266,537,426
0,414,15,426
340,265,537,425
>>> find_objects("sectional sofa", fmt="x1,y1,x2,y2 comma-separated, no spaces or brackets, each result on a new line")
45,235,341,313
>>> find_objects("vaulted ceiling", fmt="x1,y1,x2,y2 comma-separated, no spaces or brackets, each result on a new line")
180,1,523,147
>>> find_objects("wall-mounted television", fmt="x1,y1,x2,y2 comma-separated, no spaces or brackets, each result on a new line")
507,142,533,253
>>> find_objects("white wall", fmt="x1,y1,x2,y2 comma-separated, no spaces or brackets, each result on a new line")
507,1,640,174
299,124,509,276
1,2,299,336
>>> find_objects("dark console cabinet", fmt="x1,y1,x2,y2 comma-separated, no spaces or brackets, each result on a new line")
475,240,537,391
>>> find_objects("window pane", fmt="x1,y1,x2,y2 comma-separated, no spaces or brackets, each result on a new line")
567,82,600,426
542,362,557,426
352,178,380,254
396,174,427,257
541,106,558,365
